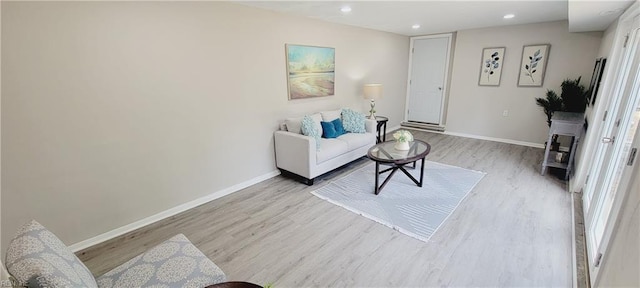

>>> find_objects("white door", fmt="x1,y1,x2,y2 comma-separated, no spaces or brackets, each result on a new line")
406,35,451,125
583,16,640,285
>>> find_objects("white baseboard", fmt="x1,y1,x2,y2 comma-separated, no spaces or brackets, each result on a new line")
68,170,281,252
442,131,545,149
387,125,401,133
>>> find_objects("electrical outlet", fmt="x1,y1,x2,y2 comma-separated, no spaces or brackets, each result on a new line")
502,110,509,117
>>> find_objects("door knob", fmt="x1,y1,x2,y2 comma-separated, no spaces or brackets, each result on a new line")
602,137,615,144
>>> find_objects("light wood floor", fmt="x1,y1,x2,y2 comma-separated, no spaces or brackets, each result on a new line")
77,131,571,287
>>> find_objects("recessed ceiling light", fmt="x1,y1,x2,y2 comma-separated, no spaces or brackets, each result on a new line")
340,6,352,13
503,14,515,19
412,24,421,29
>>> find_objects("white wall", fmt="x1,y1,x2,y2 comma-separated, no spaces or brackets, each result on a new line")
572,19,619,192
446,21,602,145
1,2,409,254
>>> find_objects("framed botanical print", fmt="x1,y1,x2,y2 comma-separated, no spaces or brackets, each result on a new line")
518,44,551,87
478,47,505,86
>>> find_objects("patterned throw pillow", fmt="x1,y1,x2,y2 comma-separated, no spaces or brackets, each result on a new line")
341,108,367,133
301,115,321,149
96,234,226,288
5,220,98,288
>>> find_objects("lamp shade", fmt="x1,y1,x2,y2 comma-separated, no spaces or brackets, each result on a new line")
363,84,383,100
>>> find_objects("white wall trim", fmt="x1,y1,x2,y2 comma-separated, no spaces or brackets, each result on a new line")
387,125,401,133
68,170,281,252
571,191,578,288
443,131,544,148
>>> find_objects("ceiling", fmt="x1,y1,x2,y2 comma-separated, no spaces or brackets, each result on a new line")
236,1,635,36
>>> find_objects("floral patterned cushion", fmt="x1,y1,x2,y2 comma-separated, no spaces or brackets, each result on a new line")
4,220,98,287
96,234,226,288
301,115,322,149
341,108,366,133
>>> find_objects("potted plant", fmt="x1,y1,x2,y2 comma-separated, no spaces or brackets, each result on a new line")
535,77,588,151
559,76,589,113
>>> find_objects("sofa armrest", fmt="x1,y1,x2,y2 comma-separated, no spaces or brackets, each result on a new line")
274,130,315,179
365,119,377,134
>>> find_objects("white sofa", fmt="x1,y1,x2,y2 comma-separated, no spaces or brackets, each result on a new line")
275,109,377,185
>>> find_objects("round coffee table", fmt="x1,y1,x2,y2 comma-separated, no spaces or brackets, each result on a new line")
367,139,431,195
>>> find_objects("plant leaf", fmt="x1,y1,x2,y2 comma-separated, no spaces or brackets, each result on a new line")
525,64,529,69
532,69,537,73
491,52,498,57
532,62,538,68
534,49,540,56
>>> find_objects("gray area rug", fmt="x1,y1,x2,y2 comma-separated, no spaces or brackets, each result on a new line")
311,161,486,242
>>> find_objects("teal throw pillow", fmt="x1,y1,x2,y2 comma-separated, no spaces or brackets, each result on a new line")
301,115,321,149
341,108,366,133
331,118,345,136
321,121,339,138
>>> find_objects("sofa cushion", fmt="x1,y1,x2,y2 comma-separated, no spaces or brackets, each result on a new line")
341,108,366,133
285,114,323,136
5,220,98,288
310,113,324,135
317,139,349,164
321,110,342,122
320,121,338,139
321,119,346,139
284,117,303,134
337,133,376,150
301,115,321,149
332,118,346,136
96,234,226,288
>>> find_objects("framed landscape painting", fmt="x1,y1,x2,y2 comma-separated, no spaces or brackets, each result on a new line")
478,47,505,86
518,44,551,87
286,44,335,100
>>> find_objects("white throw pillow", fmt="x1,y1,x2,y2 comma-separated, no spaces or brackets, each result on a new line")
284,117,303,134
321,110,342,122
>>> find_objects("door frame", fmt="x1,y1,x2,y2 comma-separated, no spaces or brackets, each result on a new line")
404,33,453,126
581,3,640,286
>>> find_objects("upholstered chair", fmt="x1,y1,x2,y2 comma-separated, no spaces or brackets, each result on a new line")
4,220,226,287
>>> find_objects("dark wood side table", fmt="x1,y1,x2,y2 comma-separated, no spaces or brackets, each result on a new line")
374,116,389,143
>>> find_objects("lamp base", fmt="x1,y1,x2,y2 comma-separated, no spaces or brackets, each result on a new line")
369,99,376,119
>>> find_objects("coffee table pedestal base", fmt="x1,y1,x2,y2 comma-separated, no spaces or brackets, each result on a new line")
374,158,425,195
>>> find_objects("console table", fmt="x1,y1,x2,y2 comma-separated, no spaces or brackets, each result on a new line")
541,112,584,180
